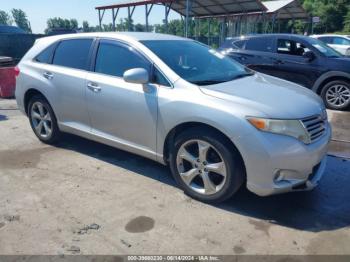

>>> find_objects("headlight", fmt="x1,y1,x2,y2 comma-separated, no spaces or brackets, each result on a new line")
247,117,310,144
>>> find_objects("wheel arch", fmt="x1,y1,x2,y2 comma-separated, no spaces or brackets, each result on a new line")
312,71,350,94
24,89,48,115
162,121,246,177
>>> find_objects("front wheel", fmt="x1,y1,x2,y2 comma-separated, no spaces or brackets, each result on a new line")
169,128,245,203
321,80,350,111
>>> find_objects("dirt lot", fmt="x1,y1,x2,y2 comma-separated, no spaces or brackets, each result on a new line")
0,98,350,255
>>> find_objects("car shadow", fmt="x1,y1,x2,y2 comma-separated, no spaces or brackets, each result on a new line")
55,133,350,233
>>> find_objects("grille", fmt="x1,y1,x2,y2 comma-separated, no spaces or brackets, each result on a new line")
301,115,327,143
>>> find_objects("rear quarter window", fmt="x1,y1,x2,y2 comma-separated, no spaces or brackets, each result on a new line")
34,43,57,64
246,37,274,52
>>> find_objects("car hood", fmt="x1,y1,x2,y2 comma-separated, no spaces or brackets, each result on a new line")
200,73,325,119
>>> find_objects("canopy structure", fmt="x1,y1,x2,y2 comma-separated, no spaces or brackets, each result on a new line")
95,0,267,37
218,0,309,36
262,0,308,20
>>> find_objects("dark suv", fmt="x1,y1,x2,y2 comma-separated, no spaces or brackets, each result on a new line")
219,34,350,110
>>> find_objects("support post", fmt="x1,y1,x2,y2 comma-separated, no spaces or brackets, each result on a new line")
145,4,154,32
112,8,119,31
128,6,131,31
208,18,211,46
146,5,149,32
185,0,190,38
98,9,105,31
164,3,172,34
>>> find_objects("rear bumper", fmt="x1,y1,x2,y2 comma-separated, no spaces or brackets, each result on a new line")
235,123,331,196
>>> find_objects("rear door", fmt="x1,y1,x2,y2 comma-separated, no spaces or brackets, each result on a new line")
237,36,277,75
46,38,93,131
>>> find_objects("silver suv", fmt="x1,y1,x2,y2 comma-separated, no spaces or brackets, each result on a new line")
16,33,331,203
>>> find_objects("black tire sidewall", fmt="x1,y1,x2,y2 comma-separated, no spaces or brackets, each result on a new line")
28,95,60,144
169,128,244,203
321,80,350,110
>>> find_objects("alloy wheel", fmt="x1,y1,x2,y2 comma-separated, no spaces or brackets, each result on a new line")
325,84,350,108
30,101,53,139
176,139,227,195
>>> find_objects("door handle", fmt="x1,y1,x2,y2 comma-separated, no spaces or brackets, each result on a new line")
43,71,53,80
87,82,101,92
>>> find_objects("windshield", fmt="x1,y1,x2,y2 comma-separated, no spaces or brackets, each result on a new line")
308,37,342,57
142,40,253,85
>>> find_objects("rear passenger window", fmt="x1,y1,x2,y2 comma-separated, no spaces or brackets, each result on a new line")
35,43,56,64
94,42,150,77
53,39,92,70
246,37,274,52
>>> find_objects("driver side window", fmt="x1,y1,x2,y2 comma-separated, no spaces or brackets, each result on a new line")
277,39,310,56
94,41,150,77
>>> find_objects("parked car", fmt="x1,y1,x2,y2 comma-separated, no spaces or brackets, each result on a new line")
16,33,331,203
312,34,350,56
47,28,81,36
219,34,350,110
0,25,27,34
0,56,17,98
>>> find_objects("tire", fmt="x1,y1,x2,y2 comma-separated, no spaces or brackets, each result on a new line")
321,80,350,111
169,127,245,203
28,95,61,144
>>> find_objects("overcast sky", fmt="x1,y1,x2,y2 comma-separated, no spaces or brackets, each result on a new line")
1,0,180,33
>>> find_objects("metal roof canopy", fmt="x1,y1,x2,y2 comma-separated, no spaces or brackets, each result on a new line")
224,0,309,20
95,0,267,17
263,0,308,19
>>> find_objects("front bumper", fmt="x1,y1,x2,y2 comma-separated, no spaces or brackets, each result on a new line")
235,123,331,196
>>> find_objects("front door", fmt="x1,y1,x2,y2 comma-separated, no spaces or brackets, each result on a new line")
271,38,322,88
85,39,158,158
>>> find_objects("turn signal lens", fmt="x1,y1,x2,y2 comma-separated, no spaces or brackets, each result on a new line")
248,118,266,130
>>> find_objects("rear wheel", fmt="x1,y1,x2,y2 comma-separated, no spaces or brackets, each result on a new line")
321,80,350,110
169,128,245,203
28,95,61,144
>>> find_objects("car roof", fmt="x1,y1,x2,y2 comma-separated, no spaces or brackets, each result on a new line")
0,25,27,34
227,34,312,41
41,32,191,43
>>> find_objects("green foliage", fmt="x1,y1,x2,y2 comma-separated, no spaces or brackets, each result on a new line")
46,17,79,33
0,10,13,25
11,8,31,33
344,9,350,33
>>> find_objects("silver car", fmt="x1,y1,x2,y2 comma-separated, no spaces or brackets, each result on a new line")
15,33,331,203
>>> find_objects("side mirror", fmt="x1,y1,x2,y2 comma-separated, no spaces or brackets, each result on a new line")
303,51,315,62
123,68,149,84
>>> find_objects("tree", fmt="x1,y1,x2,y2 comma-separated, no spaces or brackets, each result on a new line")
45,17,79,33
0,10,12,25
11,8,31,32
343,9,350,33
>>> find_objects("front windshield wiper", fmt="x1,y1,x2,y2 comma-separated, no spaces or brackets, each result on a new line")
226,72,255,82
191,72,255,86
191,80,228,85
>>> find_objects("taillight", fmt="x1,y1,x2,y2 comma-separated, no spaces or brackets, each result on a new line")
14,66,20,77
